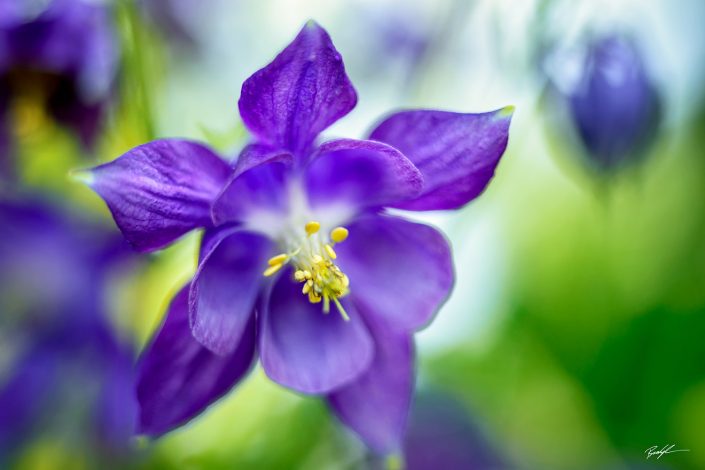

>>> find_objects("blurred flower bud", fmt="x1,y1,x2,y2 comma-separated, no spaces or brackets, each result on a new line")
567,35,662,170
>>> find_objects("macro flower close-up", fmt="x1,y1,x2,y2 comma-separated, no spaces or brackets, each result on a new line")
83,20,512,454
2,1,705,469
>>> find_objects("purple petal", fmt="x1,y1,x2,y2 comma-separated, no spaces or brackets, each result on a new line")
233,143,293,177
211,160,290,226
85,139,231,252
369,108,513,210
189,228,271,355
328,317,414,454
336,214,453,331
305,139,423,212
260,268,374,394
136,285,256,436
239,21,357,157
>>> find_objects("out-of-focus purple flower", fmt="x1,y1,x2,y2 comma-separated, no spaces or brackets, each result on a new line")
0,0,119,161
356,6,431,80
0,199,137,464
139,0,204,50
402,390,505,470
552,34,661,170
83,21,513,455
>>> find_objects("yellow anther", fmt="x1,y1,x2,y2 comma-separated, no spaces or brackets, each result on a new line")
305,221,321,236
268,253,288,266
271,221,352,317
263,263,284,277
330,227,349,243
324,244,337,259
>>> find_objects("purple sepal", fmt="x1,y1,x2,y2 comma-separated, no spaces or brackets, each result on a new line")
86,139,231,252
239,21,357,158
369,108,512,210
136,285,256,437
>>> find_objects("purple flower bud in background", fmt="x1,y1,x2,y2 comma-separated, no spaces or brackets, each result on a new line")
0,0,119,160
565,35,662,170
0,199,138,466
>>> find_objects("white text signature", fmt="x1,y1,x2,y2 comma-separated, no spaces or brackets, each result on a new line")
645,444,690,460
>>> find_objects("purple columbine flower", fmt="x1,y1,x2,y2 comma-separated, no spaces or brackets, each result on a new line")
0,0,119,161
564,35,661,170
82,21,513,454
0,198,137,464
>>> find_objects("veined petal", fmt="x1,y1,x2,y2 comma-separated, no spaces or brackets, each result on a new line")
190,228,271,355
336,214,454,332
369,108,513,210
83,139,231,252
260,268,374,394
328,317,414,454
305,139,423,215
136,285,256,437
238,21,357,157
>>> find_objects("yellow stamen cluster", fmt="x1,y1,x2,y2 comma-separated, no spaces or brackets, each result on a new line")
263,221,351,320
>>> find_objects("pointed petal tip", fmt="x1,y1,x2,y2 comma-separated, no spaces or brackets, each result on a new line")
238,19,356,156
497,105,516,119
68,168,96,186
304,19,321,30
